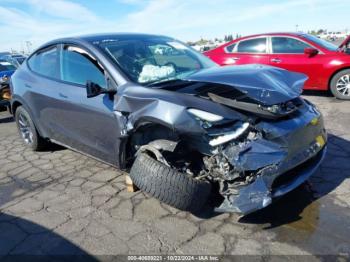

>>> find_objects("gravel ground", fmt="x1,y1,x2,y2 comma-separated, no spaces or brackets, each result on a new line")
0,93,349,259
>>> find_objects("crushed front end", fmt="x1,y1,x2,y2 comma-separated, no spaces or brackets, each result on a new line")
198,98,326,215
122,64,327,215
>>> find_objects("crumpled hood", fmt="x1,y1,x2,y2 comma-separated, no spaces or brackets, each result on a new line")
183,64,308,105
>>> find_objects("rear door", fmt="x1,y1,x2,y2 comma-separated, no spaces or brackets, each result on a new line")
25,45,62,136
269,36,323,88
222,37,270,66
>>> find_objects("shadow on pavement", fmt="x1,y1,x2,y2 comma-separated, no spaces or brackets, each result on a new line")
302,90,333,98
0,213,98,261
0,115,13,124
197,134,350,228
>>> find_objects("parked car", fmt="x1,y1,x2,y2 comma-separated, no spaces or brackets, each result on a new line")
0,59,16,78
0,60,16,111
318,31,348,41
0,52,11,59
3,54,27,67
0,75,11,111
10,33,326,215
204,32,350,100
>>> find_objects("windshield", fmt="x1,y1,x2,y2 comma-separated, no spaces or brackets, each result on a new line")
0,61,16,71
301,34,338,51
96,36,216,85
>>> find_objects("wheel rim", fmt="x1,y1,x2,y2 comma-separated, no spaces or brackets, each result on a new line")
18,113,33,144
336,74,350,96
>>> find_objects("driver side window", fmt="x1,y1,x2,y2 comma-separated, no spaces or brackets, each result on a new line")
61,45,106,88
272,37,311,54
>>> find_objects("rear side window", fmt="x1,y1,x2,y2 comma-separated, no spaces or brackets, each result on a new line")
272,37,311,53
224,43,236,53
28,46,60,79
237,38,267,53
61,45,106,88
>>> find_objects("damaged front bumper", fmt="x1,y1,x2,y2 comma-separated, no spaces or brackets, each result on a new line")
215,145,326,215
213,101,327,215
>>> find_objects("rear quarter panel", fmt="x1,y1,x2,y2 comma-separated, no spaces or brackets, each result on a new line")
10,64,51,138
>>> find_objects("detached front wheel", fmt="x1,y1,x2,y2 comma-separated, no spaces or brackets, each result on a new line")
330,69,350,100
130,152,211,212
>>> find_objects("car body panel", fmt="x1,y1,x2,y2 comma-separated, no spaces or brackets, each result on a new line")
205,32,350,91
182,64,307,105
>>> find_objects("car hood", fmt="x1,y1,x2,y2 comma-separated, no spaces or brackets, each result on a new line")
180,64,307,105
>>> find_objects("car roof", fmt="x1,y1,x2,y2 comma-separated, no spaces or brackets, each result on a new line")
45,33,173,46
239,32,307,39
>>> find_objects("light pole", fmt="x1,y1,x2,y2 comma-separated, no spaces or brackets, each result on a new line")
25,41,32,55
295,24,299,32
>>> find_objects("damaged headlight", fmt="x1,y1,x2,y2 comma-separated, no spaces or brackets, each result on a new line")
187,108,224,122
209,122,250,147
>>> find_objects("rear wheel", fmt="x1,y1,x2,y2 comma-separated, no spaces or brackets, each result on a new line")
15,106,48,151
330,69,350,100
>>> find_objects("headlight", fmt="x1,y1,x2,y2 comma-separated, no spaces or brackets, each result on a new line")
187,108,223,122
209,122,249,147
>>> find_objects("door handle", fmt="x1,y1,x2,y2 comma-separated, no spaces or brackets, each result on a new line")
271,58,282,63
25,84,32,89
232,57,240,60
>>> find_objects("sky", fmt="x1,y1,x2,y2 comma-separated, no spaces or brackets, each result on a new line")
0,0,349,52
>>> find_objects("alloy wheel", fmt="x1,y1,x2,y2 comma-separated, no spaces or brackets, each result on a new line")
18,113,33,144
336,74,350,96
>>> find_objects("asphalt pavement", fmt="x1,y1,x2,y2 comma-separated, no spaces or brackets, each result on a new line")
0,93,349,258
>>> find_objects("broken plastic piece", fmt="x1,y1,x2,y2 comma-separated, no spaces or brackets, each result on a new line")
209,122,249,146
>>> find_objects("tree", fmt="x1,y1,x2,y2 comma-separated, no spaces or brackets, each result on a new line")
317,29,325,35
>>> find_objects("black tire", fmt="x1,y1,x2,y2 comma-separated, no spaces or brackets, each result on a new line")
130,152,211,212
15,106,48,151
330,69,350,100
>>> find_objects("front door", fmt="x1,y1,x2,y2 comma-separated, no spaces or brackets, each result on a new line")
51,44,120,165
269,36,323,88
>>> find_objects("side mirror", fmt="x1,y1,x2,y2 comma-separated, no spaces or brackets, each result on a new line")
304,47,319,57
86,81,115,98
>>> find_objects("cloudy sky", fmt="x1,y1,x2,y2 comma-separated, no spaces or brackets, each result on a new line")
0,0,348,52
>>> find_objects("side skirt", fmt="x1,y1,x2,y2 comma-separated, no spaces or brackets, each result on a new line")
49,138,119,169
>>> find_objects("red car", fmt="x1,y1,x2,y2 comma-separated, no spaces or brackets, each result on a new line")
204,33,350,100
